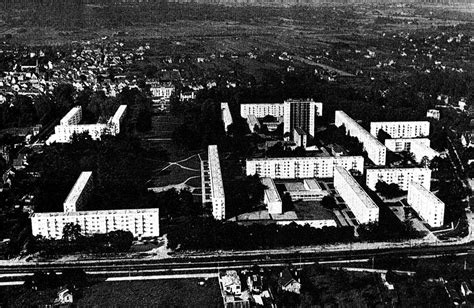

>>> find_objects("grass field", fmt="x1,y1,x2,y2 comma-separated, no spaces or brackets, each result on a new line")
77,278,222,307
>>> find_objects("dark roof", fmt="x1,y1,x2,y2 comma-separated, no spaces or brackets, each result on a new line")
278,268,297,287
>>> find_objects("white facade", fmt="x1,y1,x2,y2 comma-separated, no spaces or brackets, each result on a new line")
370,121,430,139
240,103,285,118
221,102,233,132
366,168,431,191
261,177,282,214
407,182,445,227
209,145,226,220
147,81,175,98
246,115,261,133
293,128,308,148
334,111,387,166
410,141,439,163
31,208,160,239
60,106,82,126
283,179,328,201
49,105,127,144
426,109,440,120
63,171,93,213
246,155,364,179
384,138,431,153
334,166,379,224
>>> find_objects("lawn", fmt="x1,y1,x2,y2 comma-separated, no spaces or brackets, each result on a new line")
77,278,222,307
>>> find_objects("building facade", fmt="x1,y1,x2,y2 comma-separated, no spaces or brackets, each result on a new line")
334,111,387,165
407,182,445,227
49,105,127,144
209,145,226,220
293,127,308,148
283,99,322,137
246,155,364,179
221,102,233,132
31,208,160,239
384,138,431,153
366,167,431,191
240,103,285,119
370,121,430,139
63,171,93,213
334,166,379,224
261,177,282,214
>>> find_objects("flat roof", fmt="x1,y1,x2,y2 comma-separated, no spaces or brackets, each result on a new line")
32,208,159,218
335,167,378,209
261,178,281,203
366,167,430,172
247,155,363,162
371,121,430,125
112,105,127,122
208,145,225,200
409,182,444,205
63,171,93,207
335,111,386,148
60,106,81,124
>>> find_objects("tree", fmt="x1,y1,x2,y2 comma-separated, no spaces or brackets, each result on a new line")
62,223,82,242
321,196,337,210
108,230,134,252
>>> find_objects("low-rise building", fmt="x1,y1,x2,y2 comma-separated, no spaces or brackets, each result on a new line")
366,167,431,191
293,127,308,148
370,121,430,139
426,109,440,120
334,166,379,224
335,110,386,165
261,177,282,214
407,182,444,227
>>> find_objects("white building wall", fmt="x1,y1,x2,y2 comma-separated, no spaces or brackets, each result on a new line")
407,182,445,227
31,209,160,239
410,142,439,163
334,166,379,224
63,171,93,213
221,102,233,132
240,103,285,118
366,168,431,191
370,121,430,139
246,156,364,179
385,138,431,153
60,106,82,126
209,145,226,220
334,111,386,166
261,177,282,214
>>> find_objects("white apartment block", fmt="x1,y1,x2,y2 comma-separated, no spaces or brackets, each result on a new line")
334,111,387,165
246,155,364,179
407,182,445,227
63,171,93,213
209,145,226,220
334,166,379,224
370,121,430,139
31,208,160,239
240,103,285,119
261,177,282,214
60,106,82,126
221,102,233,132
49,105,127,144
410,141,439,163
426,109,440,121
31,172,160,239
147,81,175,98
384,138,431,153
366,167,431,191
246,115,261,133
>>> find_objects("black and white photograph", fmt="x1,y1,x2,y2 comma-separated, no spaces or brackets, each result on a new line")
0,0,473,306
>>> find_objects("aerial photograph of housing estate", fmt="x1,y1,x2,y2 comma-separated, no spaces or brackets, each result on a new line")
0,0,473,306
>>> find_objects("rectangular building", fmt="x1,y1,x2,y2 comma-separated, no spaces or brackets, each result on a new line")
209,145,226,220
63,171,93,213
293,127,308,148
240,103,285,119
384,138,431,153
334,111,386,165
31,208,160,239
60,106,82,126
261,177,282,214
366,168,431,191
221,102,233,132
246,155,364,179
407,182,445,227
283,99,322,137
334,166,379,224
370,121,430,139
109,105,127,135
283,179,328,201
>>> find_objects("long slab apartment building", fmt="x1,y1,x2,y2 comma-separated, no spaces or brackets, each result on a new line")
366,167,431,191
370,121,430,139
47,105,127,144
385,138,439,163
407,182,445,227
31,171,160,239
240,99,323,137
201,145,226,220
334,111,387,166
334,167,379,224
246,155,364,179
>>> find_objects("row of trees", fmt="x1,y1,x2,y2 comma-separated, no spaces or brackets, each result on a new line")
167,218,355,251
